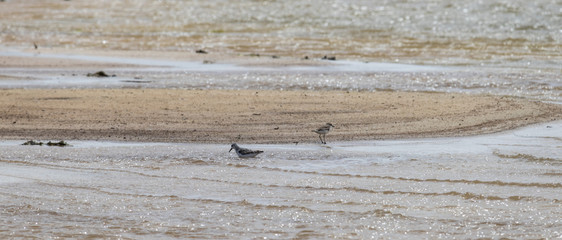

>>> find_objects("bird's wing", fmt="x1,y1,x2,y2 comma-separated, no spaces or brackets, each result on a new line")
314,126,329,132
239,148,262,155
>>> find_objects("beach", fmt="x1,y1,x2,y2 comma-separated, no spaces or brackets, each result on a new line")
1,0,561,239
1,87,560,143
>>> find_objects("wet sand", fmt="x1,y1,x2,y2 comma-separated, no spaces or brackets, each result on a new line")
0,47,331,69
1,87,560,143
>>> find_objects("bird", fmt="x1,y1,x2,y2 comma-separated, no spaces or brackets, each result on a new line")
312,123,335,144
229,143,264,158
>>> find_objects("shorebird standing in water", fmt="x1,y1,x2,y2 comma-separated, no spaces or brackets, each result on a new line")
229,143,264,158
312,123,335,144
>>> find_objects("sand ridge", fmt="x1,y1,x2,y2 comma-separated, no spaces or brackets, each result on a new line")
1,88,560,143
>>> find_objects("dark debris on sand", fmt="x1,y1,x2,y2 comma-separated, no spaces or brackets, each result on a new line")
22,140,70,147
86,71,116,77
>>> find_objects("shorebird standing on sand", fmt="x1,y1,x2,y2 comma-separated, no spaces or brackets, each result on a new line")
229,143,264,158
312,123,335,144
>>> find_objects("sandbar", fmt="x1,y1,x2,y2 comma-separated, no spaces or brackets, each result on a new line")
1,88,560,143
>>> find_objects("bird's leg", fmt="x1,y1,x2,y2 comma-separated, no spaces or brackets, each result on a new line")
319,134,323,144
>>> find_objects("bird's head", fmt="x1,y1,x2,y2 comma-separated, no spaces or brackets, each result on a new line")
229,143,238,152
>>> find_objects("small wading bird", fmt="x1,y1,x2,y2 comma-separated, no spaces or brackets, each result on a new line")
312,123,335,144
229,143,264,158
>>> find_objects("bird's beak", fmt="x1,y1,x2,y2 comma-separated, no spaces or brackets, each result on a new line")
229,147,233,152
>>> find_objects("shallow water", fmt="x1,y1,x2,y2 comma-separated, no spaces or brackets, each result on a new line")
1,50,560,103
1,0,561,102
1,0,561,238
2,0,561,69
1,122,560,239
